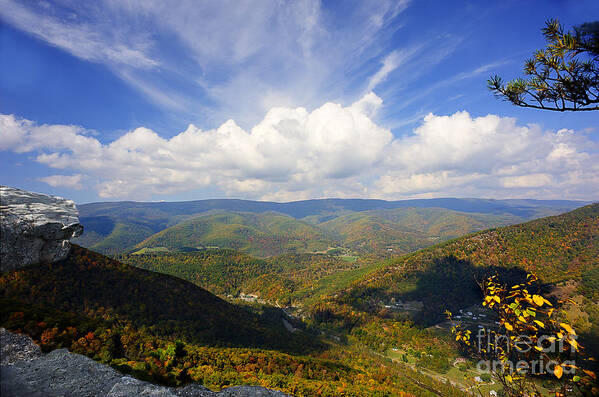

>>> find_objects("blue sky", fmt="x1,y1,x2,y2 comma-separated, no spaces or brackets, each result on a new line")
1,0,598,203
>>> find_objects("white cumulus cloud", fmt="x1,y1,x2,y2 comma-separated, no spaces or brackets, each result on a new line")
38,174,84,190
1,95,598,200
0,94,392,198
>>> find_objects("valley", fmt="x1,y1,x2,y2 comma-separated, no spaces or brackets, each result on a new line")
74,197,585,258
3,3,599,396
3,195,597,396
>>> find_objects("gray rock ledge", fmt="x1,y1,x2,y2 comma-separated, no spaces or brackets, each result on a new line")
0,329,290,397
0,186,83,272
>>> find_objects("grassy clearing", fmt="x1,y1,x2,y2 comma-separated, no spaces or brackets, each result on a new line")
338,255,358,262
132,246,170,255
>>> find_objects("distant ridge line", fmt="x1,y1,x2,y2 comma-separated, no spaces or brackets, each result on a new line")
78,197,590,219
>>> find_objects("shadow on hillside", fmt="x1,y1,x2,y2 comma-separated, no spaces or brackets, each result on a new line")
346,256,530,327
409,256,529,326
1,245,326,355
78,216,116,236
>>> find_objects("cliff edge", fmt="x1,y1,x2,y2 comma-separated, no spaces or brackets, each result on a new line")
1,328,289,397
0,186,83,272
0,186,291,396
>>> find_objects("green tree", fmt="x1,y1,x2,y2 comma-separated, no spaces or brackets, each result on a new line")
488,19,599,111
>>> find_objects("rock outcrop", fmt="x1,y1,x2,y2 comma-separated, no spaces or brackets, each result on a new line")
0,329,290,397
1,327,43,366
0,186,83,272
0,187,291,396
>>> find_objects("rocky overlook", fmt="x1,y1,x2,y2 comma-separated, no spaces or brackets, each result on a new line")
0,328,289,397
0,187,292,396
0,186,83,272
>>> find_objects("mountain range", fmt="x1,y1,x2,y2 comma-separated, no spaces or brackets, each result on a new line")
3,193,597,396
74,197,586,257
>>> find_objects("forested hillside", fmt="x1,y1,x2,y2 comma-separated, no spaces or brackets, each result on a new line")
0,245,466,396
116,249,271,296
318,207,519,255
332,203,599,329
135,212,334,257
118,250,363,306
0,245,318,352
75,197,585,255
4,205,596,395
133,207,523,259
119,204,599,330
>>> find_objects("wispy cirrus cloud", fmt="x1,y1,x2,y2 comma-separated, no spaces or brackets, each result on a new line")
366,48,422,92
386,59,511,114
0,0,158,69
0,0,417,125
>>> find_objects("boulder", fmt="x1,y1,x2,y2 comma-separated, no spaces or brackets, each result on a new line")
0,327,42,366
0,186,83,272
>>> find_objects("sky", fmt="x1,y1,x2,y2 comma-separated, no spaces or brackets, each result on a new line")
1,0,598,203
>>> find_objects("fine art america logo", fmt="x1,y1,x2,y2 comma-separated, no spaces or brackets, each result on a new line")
474,328,578,376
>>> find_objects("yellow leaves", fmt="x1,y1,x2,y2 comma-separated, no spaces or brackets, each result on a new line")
532,295,544,306
484,294,502,307
505,375,513,383
454,330,472,344
560,322,576,335
504,322,514,331
569,337,579,351
583,369,596,379
532,294,552,307
533,320,545,328
483,296,493,306
554,364,563,379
